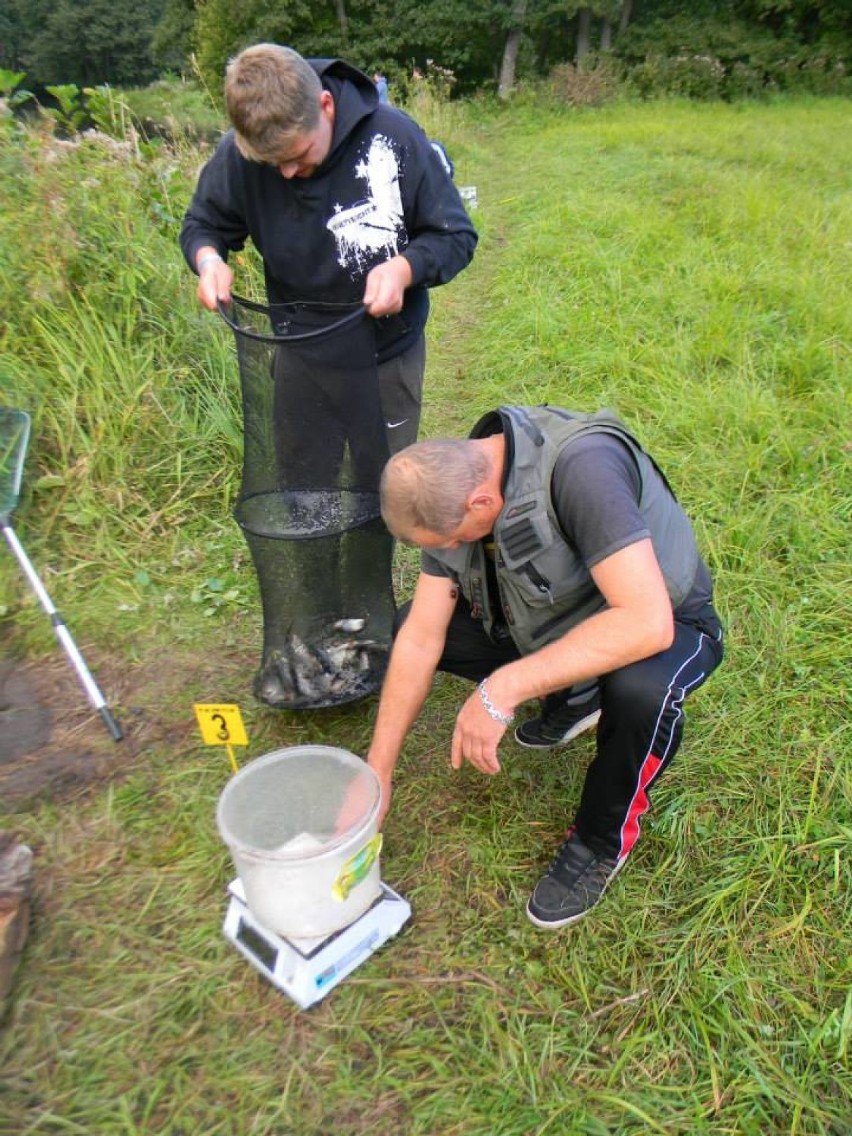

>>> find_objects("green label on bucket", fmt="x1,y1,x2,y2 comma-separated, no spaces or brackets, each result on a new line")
332,834,383,902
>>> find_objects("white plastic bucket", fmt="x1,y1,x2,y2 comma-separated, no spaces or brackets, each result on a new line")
217,745,382,939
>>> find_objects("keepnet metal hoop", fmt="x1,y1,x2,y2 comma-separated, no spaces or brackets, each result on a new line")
216,295,367,343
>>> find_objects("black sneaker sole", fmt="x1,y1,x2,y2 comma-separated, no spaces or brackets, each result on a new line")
525,855,627,929
514,709,601,749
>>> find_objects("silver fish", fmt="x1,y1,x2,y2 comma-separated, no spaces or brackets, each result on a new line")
254,649,294,706
288,633,336,698
255,627,388,707
333,617,366,634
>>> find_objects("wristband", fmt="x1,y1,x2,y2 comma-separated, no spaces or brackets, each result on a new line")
477,680,515,726
198,253,223,272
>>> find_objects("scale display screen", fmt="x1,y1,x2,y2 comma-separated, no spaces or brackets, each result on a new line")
236,917,278,973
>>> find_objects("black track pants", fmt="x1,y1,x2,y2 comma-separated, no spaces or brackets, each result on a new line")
397,595,724,859
576,620,723,859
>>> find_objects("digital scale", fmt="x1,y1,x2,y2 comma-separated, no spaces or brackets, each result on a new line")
223,878,411,1009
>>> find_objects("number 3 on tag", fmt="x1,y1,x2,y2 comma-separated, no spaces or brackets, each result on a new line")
194,704,249,747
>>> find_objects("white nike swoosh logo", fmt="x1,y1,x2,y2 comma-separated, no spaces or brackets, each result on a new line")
386,419,409,429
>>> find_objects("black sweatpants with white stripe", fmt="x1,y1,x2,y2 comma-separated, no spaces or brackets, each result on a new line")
401,595,724,861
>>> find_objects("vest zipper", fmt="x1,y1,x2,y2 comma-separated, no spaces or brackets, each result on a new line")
521,563,554,604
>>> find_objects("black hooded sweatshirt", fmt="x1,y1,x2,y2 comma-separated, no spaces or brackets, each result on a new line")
179,59,477,362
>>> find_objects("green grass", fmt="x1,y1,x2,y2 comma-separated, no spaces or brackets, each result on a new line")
1,97,850,1134
120,78,227,144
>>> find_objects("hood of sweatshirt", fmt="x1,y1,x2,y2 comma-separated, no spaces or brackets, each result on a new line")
310,58,379,170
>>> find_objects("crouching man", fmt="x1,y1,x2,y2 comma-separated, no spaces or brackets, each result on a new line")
366,405,724,929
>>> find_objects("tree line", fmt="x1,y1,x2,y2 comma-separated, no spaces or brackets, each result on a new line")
1,0,849,96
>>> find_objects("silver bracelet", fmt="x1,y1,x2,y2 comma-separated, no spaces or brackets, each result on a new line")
477,680,515,726
198,252,223,272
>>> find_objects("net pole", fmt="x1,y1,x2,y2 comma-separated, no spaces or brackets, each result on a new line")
2,521,123,742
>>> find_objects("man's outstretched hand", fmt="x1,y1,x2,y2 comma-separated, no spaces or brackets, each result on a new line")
335,763,393,833
451,689,506,775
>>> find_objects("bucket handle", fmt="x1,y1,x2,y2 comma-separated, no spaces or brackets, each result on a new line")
216,295,367,344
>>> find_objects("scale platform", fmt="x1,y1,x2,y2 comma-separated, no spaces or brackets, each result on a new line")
223,878,411,1009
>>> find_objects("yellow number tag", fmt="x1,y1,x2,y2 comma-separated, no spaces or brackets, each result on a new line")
194,703,249,747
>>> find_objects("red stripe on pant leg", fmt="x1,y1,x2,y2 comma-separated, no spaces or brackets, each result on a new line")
619,753,662,859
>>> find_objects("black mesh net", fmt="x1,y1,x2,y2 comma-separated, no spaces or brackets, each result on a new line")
222,295,394,709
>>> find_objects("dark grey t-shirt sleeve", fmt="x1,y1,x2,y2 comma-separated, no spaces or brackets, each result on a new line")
550,434,650,567
422,550,452,576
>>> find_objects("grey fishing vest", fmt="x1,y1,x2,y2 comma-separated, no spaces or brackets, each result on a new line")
430,405,701,655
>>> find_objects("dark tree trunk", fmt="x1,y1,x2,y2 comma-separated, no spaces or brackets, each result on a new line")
601,17,613,52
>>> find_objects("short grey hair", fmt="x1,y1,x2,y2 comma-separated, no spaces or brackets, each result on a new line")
380,440,491,538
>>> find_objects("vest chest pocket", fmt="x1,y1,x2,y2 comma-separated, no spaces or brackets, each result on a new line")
499,510,553,568
498,510,585,609
503,544,594,614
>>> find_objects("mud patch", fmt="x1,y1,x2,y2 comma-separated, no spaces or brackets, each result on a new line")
0,632,257,809
0,659,52,763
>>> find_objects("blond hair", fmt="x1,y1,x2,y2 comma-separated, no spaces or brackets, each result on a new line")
380,440,491,538
225,44,322,163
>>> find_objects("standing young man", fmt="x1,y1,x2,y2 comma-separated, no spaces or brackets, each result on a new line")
180,43,477,455
367,405,724,928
